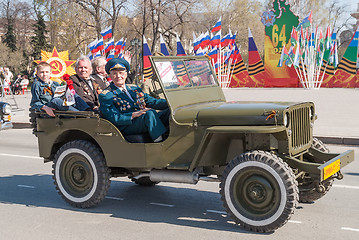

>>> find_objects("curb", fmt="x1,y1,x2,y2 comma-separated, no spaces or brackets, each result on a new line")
315,136,359,146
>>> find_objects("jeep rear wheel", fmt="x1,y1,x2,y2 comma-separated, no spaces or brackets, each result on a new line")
53,140,110,208
220,150,298,232
298,138,334,203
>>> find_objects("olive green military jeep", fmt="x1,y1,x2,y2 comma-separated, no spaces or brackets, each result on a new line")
32,56,354,232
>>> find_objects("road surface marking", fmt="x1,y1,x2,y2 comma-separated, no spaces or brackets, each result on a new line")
0,153,42,160
206,210,227,215
341,227,359,232
17,185,35,189
333,184,359,190
150,202,175,207
288,220,302,224
105,196,124,201
178,217,216,222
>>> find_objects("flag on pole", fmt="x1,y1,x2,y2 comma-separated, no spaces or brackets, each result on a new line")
88,39,97,53
104,38,114,54
247,28,266,87
121,39,126,52
332,27,359,87
229,31,237,47
100,26,112,40
199,31,210,49
160,34,170,56
298,10,312,29
87,51,94,61
106,49,115,61
277,45,289,67
210,31,221,48
93,38,104,53
290,27,299,46
143,35,153,81
193,33,201,53
115,38,123,55
211,17,221,33
176,33,186,56
229,45,251,88
207,46,219,60
221,31,232,47
93,51,102,58
195,47,206,56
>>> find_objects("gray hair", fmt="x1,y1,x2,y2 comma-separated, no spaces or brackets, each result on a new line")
75,55,92,69
91,56,107,72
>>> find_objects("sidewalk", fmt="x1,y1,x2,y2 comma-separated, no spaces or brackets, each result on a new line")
8,88,359,145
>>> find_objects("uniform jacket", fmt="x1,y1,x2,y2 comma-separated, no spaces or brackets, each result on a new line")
70,74,99,109
99,82,168,130
91,73,109,90
30,79,60,110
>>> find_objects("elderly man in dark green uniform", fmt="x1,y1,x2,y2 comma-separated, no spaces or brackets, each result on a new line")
99,58,169,142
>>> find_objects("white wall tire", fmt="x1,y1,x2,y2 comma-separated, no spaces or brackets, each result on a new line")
53,140,110,208
220,150,298,232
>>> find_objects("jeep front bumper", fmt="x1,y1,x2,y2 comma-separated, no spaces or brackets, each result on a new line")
281,149,354,182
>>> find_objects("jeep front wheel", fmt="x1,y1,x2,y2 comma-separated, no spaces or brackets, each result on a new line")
220,150,298,232
53,140,111,208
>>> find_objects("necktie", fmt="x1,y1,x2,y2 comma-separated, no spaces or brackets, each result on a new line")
122,89,134,101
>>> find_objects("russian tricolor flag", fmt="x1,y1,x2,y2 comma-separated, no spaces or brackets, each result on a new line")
93,38,104,53
211,17,221,33
106,49,115,61
176,33,186,56
100,26,112,40
221,31,231,47
208,47,219,60
199,31,210,49
210,31,221,48
88,39,97,53
160,34,169,56
115,38,123,55
121,39,126,52
104,38,114,54
193,33,201,53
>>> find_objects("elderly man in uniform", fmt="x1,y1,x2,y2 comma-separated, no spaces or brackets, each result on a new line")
70,55,100,111
91,56,109,90
99,58,169,142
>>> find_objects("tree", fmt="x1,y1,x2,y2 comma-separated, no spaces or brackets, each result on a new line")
31,12,51,60
130,0,199,53
2,20,17,51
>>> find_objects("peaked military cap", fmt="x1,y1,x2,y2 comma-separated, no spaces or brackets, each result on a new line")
105,58,130,74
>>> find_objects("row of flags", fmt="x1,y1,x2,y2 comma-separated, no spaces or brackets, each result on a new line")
87,26,127,61
85,13,359,88
277,10,359,88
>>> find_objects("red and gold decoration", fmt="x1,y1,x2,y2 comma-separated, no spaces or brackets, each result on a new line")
34,47,76,83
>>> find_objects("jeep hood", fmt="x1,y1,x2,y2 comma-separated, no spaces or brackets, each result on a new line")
173,101,304,126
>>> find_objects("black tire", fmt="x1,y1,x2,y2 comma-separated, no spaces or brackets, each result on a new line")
298,138,334,203
132,176,159,186
53,140,111,208
220,150,298,232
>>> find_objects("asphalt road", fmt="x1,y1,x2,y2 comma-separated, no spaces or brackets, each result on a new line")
0,128,358,240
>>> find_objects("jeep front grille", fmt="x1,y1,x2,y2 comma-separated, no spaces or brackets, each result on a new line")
289,105,312,155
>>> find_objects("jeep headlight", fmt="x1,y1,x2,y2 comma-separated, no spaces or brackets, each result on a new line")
284,112,290,127
2,103,11,115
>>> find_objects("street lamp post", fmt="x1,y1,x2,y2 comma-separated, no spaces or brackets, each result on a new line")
130,38,140,85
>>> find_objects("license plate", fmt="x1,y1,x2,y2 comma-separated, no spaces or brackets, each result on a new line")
323,159,341,180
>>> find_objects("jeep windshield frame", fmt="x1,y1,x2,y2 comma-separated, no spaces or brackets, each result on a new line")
150,56,226,111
